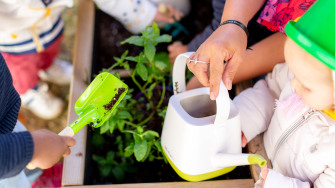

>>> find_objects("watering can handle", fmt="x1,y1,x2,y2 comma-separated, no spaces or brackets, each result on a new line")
173,52,230,125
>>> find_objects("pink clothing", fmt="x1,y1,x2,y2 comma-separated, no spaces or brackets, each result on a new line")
258,0,316,33
2,36,63,94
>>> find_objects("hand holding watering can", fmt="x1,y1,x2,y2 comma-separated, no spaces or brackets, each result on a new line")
161,52,266,182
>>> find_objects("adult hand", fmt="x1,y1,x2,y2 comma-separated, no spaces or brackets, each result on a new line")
154,4,184,24
168,41,188,63
30,129,76,169
187,24,247,100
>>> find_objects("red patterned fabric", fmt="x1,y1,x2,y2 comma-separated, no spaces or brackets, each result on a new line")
257,0,316,33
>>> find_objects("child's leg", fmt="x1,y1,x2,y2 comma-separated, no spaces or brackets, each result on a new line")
2,36,63,94
2,53,41,95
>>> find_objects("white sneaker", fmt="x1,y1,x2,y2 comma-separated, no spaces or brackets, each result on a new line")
20,83,65,120
38,59,73,85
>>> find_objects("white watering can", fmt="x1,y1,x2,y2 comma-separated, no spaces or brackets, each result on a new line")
161,52,266,182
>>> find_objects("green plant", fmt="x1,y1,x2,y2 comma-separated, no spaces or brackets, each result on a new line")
92,23,172,179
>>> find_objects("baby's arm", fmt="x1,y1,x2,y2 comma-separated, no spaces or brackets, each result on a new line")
258,163,335,188
233,80,276,142
233,63,291,142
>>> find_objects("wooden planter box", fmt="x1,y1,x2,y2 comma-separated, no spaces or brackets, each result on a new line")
62,0,270,187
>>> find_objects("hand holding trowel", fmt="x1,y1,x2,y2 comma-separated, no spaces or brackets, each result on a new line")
27,72,128,169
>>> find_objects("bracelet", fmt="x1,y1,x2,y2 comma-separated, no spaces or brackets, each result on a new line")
218,20,249,37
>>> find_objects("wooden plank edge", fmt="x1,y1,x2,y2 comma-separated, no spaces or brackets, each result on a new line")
62,0,95,186
70,179,254,188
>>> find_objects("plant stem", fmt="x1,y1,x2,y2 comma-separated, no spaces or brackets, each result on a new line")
156,81,166,109
124,121,138,128
137,111,155,127
131,74,149,100
143,80,150,89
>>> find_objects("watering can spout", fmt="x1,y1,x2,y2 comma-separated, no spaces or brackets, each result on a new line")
212,153,266,168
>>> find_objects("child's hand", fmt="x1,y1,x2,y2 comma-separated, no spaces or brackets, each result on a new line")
241,131,247,147
155,4,184,24
168,41,188,63
255,164,269,188
30,129,76,169
261,165,269,188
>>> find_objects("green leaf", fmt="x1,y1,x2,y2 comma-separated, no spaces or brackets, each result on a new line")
154,34,172,43
136,126,144,134
118,111,132,120
121,36,144,46
134,140,147,161
121,50,129,60
112,166,125,182
154,60,167,71
109,120,116,134
106,151,115,162
92,155,105,163
91,133,105,149
143,130,159,138
133,134,142,144
148,83,156,92
151,22,160,37
136,62,148,81
144,42,155,62
122,94,131,100
125,56,138,62
101,166,112,177
116,120,125,132
124,62,130,70
154,140,162,152
124,143,134,157
100,120,110,134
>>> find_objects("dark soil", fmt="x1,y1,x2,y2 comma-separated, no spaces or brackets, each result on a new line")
103,88,126,110
85,0,261,185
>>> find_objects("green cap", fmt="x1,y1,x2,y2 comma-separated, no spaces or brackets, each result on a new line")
285,0,335,69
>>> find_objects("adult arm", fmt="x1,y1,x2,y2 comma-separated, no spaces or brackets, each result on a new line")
187,0,266,100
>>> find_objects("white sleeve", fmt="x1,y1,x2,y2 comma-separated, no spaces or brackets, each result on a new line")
233,63,292,142
233,80,276,142
314,163,335,188
94,0,157,34
256,169,311,188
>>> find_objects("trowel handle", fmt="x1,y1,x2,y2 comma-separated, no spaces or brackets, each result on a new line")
173,52,231,125
58,126,75,137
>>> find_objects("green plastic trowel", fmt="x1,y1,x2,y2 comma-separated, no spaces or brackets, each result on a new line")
59,72,128,137
27,72,128,169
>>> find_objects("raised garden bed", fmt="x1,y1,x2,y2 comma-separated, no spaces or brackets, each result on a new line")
62,0,271,187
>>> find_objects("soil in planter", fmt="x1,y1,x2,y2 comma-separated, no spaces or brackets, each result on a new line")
86,0,273,185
